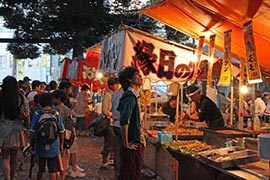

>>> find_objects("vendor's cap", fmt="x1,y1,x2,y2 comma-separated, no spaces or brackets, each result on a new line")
264,92,270,96
186,84,200,97
23,76,32,81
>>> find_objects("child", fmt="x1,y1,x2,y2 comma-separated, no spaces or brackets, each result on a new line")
52,89,79,179
30,93,65,180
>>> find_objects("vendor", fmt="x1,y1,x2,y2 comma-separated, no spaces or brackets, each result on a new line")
159,96,177,123
183,84,224,129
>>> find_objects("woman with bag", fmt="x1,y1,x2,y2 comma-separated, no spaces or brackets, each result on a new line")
0,76,30,180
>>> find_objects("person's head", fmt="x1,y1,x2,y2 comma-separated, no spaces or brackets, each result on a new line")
0,76,20,119
107,77,120,91
31,80,42,91
81,84,90,91
118,66,142,91
39,93,54,107
17,80,24,89
49,80,58,91
52,89,68,105
255,90,263,98
186,84,201,102
41,82,47,91
264,92,270,101
23,76,32,84
1,76,18,97
59,80,72,95
169,96,177,108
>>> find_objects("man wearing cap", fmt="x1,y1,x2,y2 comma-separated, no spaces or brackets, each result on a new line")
183,84,224,129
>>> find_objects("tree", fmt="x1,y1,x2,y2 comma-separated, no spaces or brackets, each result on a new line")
0,0,192,60
0,0,157,59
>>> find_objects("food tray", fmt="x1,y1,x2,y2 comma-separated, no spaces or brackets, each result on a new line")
200,127,253,147
200,127,253,138
198,146,259,169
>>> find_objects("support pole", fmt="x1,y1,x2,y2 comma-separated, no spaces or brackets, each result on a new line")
238,58,245,129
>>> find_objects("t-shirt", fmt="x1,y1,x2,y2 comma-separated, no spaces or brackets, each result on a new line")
54,105,70,122
161,102,176,123
30,110,65,158
196,95,224,129
75,91,89,117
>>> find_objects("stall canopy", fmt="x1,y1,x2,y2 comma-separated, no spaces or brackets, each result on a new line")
140,0,270,74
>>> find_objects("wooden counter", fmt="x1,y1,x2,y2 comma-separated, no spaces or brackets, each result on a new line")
143,137,178,180
144,137,268,180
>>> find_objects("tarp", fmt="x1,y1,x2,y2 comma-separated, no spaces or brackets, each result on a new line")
140,0,270,75
99,26,210,83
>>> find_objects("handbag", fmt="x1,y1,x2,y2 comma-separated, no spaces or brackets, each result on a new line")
93,115,110,137
19,94,29,121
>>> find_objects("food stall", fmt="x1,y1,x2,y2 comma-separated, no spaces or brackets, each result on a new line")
97,25,215,179
138,0,270,179
96,24,269,179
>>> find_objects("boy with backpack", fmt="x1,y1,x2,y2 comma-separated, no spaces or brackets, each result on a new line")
30,93,65,180
52,89,78,179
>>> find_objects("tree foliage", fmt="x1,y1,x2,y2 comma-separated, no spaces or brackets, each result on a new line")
0,0,191,59
0,0,157,59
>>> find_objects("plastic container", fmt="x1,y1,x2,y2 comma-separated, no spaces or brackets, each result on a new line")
258,133,270,160
158,131,172,143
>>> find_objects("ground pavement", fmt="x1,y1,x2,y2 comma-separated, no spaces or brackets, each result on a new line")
0,134,161,180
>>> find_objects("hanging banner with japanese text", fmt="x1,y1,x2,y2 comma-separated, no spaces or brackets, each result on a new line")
99,26,207,83
190,36,204,84
207,34,216,87
218,30,232,86
243,20,262,84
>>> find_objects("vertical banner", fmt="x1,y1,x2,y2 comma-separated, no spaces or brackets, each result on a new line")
243,20,262,84
99,30,125,74
218,30,232,86
190,36,205,84
207,34,216,87
17,59,23,78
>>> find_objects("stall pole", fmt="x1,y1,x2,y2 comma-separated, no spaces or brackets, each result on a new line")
230,77,234,126
175,84,181,140
155,82,158,114
207,35,215,87
238,58,245,129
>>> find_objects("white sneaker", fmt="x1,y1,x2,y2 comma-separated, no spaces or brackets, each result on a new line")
69,170,86,178
76,164,85,172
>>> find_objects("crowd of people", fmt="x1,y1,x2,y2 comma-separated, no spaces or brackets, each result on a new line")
1,67,269,180
0,66,146,180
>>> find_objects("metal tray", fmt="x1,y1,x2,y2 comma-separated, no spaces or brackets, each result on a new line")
200,127,253,138
198,146,259,169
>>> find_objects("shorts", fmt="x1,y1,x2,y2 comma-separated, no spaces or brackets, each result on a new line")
76,117,86,131
38,154,62,173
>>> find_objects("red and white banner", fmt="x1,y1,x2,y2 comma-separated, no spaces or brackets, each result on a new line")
243,20,262,84
60,51,106,91
99,27,207,83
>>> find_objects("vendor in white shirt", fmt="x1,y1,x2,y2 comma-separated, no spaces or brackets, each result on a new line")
255,90,266,114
